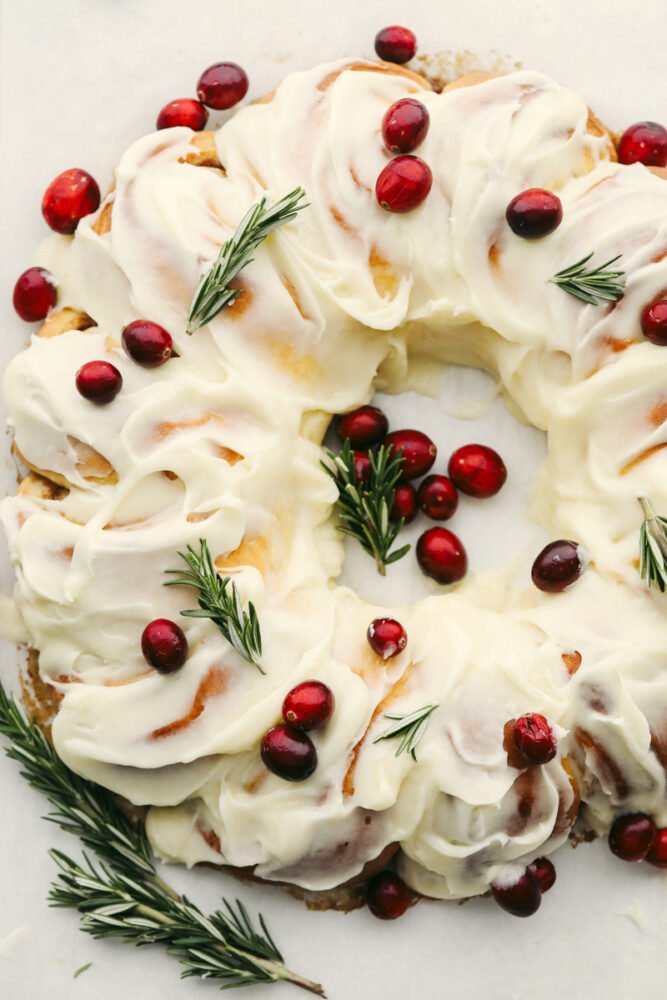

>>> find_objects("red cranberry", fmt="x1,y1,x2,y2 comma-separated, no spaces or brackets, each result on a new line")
366,871,411,919
417,474,458,520
384,429,437,480
353,451,372,484
389,482,418,523
617,121,667,167
75,361,123,404
282,681,334,731
640,300,667,346
141,618,188,674
12,267,57,322
122,320,173,367
416,527,467,584
260,723,317,781
512,713,557,765
374,25,417,64
505,188,563,240
645,828,667,868
337,405,388,447
382,98,430,154
531,540,583,593
376,155,432,214
196,62,249,110
42,168,101,235
491,870,541,917
157,98,209,131
448,444,507,498
367,617,407,660
608,813,657,862
527,857,556,893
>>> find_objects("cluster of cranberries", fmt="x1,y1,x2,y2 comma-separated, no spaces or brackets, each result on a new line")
608,812,667,868
74,317,174,406
336,403,507,585
491,856,557,917
156,59,249,131
260,681,335,781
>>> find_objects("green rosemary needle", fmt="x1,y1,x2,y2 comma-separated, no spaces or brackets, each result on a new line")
372,704,439,761
638,496,667,592
187,186,309,333
549,251,625,306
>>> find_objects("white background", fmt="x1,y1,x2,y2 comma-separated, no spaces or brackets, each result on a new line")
1,1,667,998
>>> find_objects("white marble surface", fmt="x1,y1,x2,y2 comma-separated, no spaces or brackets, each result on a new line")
1,0,667,997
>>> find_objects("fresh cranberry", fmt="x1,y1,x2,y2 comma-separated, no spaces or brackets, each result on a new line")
505,188,563,240
282,681,334,731
382,99,430,154
447,444,507,498
645,828,667,868
491,870,541,917
608,813,657,862
374,25,417,64
531,540,583,593
42,168,101,234
416,527,467,584
353,451,372,484
75,361,123,404
417,474,458,520
366,871,411,919
617,121,667,167
640,300,667,346
196,62,249,110
376,155,432,213
367,617,407,659
12,267,57,322
122,320,173,367
141,618,188,674
156,98,209,131
337,405,389,448
389,482,418,523
512,713,557,765
260,723,317,781
384,429,437,480
527,857,556,893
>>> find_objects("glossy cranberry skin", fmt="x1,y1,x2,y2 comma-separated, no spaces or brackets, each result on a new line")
513,713,557,765
389,482,418,523
448,444,507,499
617,121,667,167
75,361,123,404
196,62,249,110
260,724,317,781
417,474,458,521
122,320,173,367
384,429,437,480
608,812,657,862
416,527,467,584
141,618,188,674
505,188,563,240
382,98,430,154
42,168,101,234
282,681,334,731
366,871,411,919
337,405,388,448
374,25,417,64
12,267,57,321
367,617,407,660
491,871,541,917
353,451,372,484
640,300,667,346
527,857,556,893
157,98,208,131
376,155,432,213
645,828,667,868
531,540,583,593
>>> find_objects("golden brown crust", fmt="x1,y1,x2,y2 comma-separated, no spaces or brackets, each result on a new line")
179,131,224,169
37,307,95,339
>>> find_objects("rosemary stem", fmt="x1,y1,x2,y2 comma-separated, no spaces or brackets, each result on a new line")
150,872,182,903
136,902,175,926
215,946,326,997
639,496,656,521
375,554,387,576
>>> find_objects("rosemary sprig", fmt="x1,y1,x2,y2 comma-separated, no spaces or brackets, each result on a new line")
549,251,625,305
321,439,410,575
165,538,264,672
0,683,324,996
187,186,309,333
372,704,438,761
638,496,667,592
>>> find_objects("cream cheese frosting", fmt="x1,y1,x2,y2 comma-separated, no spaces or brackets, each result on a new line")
3,60,667,899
